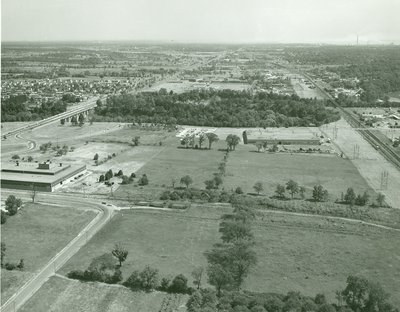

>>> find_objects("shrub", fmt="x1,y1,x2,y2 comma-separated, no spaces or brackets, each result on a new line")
169,274,189,294
67,270,85,280
5,262,17,270
160,191,171,200
235,187,244,194
1,211,7,224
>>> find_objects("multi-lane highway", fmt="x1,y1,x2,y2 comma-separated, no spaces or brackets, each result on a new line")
2,97,100,138
0,191,114,312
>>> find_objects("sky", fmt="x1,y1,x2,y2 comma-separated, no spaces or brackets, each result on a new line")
1,0,399,44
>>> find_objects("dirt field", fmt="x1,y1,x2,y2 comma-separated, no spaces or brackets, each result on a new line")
19,276,188,312
1,203,95,304
58,207,400,305
320,118,400,209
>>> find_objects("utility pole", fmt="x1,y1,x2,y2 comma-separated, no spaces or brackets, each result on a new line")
380,171,389,190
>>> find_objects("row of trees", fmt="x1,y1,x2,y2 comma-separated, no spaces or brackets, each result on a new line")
206,202,257,296
94,89,340,127
68,242,191,294
187,275,397,312
181,132,219,150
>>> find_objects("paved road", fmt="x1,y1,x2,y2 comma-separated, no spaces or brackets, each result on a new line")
0,191,114,312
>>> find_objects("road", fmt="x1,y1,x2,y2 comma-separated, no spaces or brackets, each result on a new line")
2,97,100,138
0,191,114,312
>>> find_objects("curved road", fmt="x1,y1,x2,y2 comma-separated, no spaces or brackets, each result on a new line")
0,191,114,312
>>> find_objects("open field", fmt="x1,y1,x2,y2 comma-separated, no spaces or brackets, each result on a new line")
19,276,188,312
223,143,375,200
58,207,400,305
1,202,96,304
114,140,227,200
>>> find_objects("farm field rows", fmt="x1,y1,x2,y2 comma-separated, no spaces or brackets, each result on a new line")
57,207,400,305
0,203,96,304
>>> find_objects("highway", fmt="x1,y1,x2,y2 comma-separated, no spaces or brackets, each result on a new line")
2,97,100,138
0,191,114,312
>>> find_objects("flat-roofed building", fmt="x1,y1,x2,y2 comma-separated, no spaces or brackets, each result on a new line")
1,161,86,192
242,128,321,145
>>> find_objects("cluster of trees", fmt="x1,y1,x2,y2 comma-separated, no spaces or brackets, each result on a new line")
205,203,257,296
68,243,128,284
93,89,340,127
187,275,397,312
181,132,219,150
39,141,69,156
1,95,68,122
1,243,25,271
68,242,191,294
61,93,81,103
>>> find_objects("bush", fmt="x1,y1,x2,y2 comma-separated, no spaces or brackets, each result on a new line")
11,154,20,160
138,174,149,186
169,274,189,294
67,270,85,280
5,262,17,270
1,211,7,224
235,187,244,194
160,191,171,200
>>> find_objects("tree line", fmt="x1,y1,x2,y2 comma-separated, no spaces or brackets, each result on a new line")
93,89,340,127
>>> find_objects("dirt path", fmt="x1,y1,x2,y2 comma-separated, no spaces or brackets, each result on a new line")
320,118,400,209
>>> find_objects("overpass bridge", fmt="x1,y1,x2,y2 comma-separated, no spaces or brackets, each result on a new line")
3,97,100,138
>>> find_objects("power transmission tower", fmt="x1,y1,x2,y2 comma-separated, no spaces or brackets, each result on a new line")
380,171,389,190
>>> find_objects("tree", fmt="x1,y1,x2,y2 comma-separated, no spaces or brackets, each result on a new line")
235,186,244,194
219,220,254,243
253,182,264,195
206,133,219,149
139,266,159,291
198,133,206,149
286,180,299,199
1,211,7,225
1,243,5,267
27,156,34,162
31,184,37,203
11,154,20,160
187,289,218,312
132,136,140,146
204,179,216,190
376,193,385,207
71,115,78,126
93,153,99,161
207,263,234,296
344,188,356,205
105,169,113,181
111,243,128,267
180,175,193,189
138,174,149,186
313,185,329,202
341,275,395,312
275,184,286,199
226,134,240,151
299,186,306,199
169,274,188,294
78,114,85,126
116,169,123,177
213,175,223,189
191,267,204,290
5,195,22,216
99,174,105,182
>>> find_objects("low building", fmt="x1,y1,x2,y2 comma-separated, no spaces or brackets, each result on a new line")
1,161,86,192
242,129,321,145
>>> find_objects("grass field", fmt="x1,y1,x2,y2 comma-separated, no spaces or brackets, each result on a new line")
58,207,400,305
223,143,375,200
114,140,227,200
19,276,188,312
1,203,96,304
